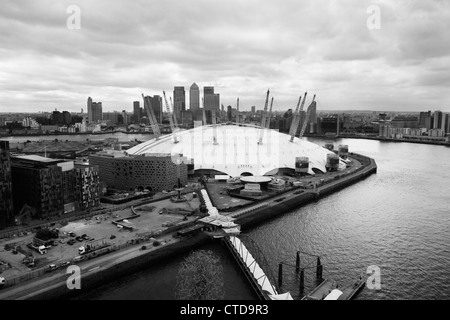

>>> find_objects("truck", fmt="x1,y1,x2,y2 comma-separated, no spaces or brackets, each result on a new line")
27,243,47,255
78,238,109,255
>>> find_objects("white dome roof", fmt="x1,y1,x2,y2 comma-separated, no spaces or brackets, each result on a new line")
127,124,336,177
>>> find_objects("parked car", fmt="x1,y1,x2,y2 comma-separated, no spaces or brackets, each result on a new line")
68,232,76,237
59,261,70,267
47,264,58,271
0,277,5,287
75,236,84,242
110,235,116,240
67,239,76,245
81,234,91,241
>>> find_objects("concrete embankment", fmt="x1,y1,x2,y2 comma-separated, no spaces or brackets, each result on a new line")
236,155,377,230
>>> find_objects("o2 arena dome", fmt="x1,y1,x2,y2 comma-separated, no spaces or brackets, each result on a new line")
126,124,343,177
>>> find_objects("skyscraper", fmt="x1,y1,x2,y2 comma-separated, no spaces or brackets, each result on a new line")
419,111,432,130
442,113,449,133
434,111,443,129
87,97,103,123
173,87,186,122
133,101,141,123
149,95,163,124
204,86,219,110
214,93,220,110
189,83,200,111
0,141,14,229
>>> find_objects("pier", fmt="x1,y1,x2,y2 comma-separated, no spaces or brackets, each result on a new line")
223,235,293,300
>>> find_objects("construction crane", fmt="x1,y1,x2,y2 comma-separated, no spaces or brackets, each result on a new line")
298,94,316,139
212,108,218,145
265,97,274,129
236,98,240,124
162,91,179,143
258,89,270,145
289,95,303,137
169,96,179,128
141,94,161,139
290,92,307,142
202,97,207,125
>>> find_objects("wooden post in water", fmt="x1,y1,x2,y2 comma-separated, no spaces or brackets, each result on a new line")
299,269,305,296
296,252,300,273
316,257,323,282
278,263,283,289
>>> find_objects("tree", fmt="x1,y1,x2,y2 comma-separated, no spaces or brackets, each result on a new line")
176,250,224,300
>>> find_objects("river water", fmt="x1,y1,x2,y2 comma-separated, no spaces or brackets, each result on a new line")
69,137,450,300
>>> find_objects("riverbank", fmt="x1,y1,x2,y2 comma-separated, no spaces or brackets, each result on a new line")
25,232,212,300
306,133,450,147
0,131,155,138
0,154,377,300
234,154,377,229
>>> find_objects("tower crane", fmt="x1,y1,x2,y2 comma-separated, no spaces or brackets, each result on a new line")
169,96,179,128
265,97,274,129
212,108,218,145
236,98,240,124
298,94,316,139
202,97,207,125
258,89,270,145
290,92,307,142
289,94,303,137
141,94,161,139
162,91,179,143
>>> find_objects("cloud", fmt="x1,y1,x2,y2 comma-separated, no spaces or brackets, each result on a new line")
0,0,448,113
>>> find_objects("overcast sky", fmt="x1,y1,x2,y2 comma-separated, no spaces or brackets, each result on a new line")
0,0,449,113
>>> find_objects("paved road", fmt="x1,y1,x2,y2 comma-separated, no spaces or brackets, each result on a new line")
0,234,177,300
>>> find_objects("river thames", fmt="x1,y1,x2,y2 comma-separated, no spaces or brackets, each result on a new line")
68,137,450,300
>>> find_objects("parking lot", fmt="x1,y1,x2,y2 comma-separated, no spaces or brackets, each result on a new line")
0,195,201,283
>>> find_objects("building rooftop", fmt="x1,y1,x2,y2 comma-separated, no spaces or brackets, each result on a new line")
13,155,62,163
127,124,344,176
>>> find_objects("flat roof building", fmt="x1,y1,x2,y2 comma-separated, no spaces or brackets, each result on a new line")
89,151,189,192
0,141,14,229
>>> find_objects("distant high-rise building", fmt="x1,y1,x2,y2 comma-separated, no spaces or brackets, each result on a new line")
227,105,233,121
148,95,163,124
419,111,432,130
181,110,193,126
122,110,128,125
189,83,200,111
434,111,443,129
173,87,186,122
204,86,217,110
214,94,220,110
133,101,141,123
87,97,103,123
0,141,14,229
62,111,72,125
103,112,120,125
251,106,256,113
442,113,449,133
